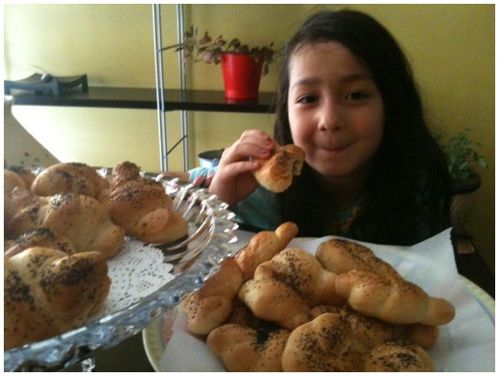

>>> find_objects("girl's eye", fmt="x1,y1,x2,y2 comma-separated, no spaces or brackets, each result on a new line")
296,95,317,104
345,92,369,100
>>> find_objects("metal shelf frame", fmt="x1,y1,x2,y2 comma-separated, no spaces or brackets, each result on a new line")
152,4,189,171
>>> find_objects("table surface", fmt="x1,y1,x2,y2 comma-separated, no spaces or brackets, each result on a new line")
76,236,495,372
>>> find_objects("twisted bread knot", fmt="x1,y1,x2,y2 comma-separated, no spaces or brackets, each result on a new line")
207,323,290,371
5,169,29,194
310,305,439,350
31,162,109,198
282,312,362,371
239,248,343,330
317,238,400,278
5,228,77,258
236,221,298,280
180,257,243,335
7,193,125,259
4,246,110,350
101,176,188,244
7,166,36,188
109,160,142,186
317,238,455,326
253,144,305,192
282,313,435,371
363,341,434,371
335,270,455,325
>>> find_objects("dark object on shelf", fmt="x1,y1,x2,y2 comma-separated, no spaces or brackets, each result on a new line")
4,73,88,95
198,149,224,168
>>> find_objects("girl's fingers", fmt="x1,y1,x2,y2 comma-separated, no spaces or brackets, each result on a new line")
192,175,214,188
221,139,274,164
219,159,261,179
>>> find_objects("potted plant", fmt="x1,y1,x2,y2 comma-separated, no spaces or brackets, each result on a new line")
437,129,488,250
163,26,275,100
442,129,488,194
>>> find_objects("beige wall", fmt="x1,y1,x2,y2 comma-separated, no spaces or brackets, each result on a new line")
4,4,494,270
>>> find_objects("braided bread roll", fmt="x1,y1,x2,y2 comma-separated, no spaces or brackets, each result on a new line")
5,228,77,258
4,247,110,350
363,341,434,371
236,221,298,280
31,162,109,198
239,247,345,330
282,312,361,371
238,270,310,330
180,257,243,335
4,169,28,194
257,248,343,306
7,166,36,188
317,238,400,278
7,193,125,259
109,160,142,186
310,305,439,349
206,323,290,371
102,179,188,244
253,144,305,192
98,161,142,203
317,238,455,326
335,269,455,325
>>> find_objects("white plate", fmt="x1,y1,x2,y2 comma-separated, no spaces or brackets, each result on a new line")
142,230,495,372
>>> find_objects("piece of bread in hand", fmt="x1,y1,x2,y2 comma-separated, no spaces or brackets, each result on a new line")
236,221,298,280
253,144,305,192
180,257,243,335
4,246,110,350
31,162,109,198
207,323,290,371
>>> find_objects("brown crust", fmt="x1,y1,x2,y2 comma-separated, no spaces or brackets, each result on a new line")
4,247,110,350
31,162,109,198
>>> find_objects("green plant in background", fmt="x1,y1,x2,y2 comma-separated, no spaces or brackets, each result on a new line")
162,26,276,75
437,128,487,188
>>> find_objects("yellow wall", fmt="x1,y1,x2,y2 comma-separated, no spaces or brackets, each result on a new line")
4,4,494,270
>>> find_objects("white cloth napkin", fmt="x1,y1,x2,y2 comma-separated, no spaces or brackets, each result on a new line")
159,228,495,372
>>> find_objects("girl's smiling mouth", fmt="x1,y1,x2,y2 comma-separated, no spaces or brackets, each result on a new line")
320,142,352,153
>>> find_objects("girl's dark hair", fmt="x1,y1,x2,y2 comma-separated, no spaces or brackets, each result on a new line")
274,9,451,245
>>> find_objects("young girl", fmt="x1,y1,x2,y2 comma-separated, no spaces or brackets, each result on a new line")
193,9,452,245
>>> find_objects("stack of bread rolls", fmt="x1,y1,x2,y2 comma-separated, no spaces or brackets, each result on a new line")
179,222,455,372
4,161,188,350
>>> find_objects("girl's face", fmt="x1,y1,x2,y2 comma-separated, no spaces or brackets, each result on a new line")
287,41,384,181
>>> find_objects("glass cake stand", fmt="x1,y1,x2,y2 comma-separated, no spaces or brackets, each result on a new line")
4,176,239,371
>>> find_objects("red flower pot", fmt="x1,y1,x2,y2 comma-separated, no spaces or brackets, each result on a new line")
221,53,264,100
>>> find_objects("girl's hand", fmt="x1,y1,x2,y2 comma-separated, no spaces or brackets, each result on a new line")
209,130,276,205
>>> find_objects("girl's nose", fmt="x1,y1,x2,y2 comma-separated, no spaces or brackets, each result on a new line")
317,100,344,132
